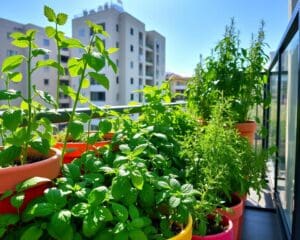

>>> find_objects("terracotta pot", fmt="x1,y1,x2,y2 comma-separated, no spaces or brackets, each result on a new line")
0,147,61,213
217,194,243,240
192,215,233,240
168,215,193,240
0,147,61,194
55,141,111,164
235,121,256,145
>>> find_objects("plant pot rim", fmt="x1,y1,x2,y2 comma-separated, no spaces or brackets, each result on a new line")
0,147,61,194
168,215,193,240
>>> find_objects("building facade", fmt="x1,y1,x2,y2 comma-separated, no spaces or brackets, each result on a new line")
0,18,72,108
166,73,190,101
72,3,166,107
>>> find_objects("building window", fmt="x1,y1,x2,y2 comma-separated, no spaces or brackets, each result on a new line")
116,76,119,84
130,27,134,35
130,77,134,84
6,32,12,39
156,54,159,65
130,93,134,101
61,55,69,63
44,54,49,60
6,50,17,56
64,68,69,76
91,91,106,101
139,32,143,45
139,93,143,102
130,45,134,52
59,103,70,108
60,80,69,86
116,59,119,67
90,77,97,85
139,78,143,85
44,79,49,85
116,93,119,101
156,42,159,51
43,39,50,46
79,28,85,37
116,24,119,32
130,61,134,69
116,42,119,48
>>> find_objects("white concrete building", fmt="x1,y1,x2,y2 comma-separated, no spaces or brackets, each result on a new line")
0,18,72,108
72,2,166,106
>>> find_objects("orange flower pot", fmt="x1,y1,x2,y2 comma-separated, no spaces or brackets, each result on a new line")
235,121,256,145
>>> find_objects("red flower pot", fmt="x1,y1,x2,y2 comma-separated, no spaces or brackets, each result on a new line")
192,215,233,240
235,121,256,145
217,194,243,240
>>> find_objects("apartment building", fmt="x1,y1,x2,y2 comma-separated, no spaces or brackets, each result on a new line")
166,73,190,101
72,2,166,106
0,18,72,108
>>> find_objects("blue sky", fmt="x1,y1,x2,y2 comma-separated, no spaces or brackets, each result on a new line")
0,0,288,76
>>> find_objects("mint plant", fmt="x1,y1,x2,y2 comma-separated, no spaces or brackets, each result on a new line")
0,27,62,165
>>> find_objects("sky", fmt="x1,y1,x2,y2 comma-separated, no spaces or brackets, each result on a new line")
0,0,288,77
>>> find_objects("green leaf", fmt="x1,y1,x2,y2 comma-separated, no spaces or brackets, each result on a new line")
1,55,24,72
45,188,67,208
181,184,193,194
157,181,170,189
170,178,180,189
0,190,13,201
82,78,90,89
62,38,84,49
57,13,68,25
152,133,168,141
99,119,112,134
21,225,43,240
84,53,105,72
119,144,131,155
49,210,72,238
27,203,55,217
88,186,108,204
83,213,100,237
107,48,118,54
88,72,109,90
45,26,56,38
132,144,147,157
32,48,50,57
0,214,19,227
169,196,181,208
115,231,129,240
8,72,23,82
10,193,24,209
62,163,81,181
68,121,84,140
68,58,83,77
107,57,118,74
33,85,57,108
128,205,139,219
30,138,50,155
10,32,26,40
131,170,144,190
111,203,128,222
139,183,155,207
71,203,89,217
0,89,21,100
0,146,22,167
96,207,113,221
95,36,105,53
0,228,5,238
35,60,64,75
16,177,51,192
44,6,56,22
12,39,29,48
129,230,147,240
111,177,131,200
2,109,22,131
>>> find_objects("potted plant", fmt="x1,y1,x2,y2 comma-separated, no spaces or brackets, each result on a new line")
0,21,62,213
186,19,269,144
41,6,118,163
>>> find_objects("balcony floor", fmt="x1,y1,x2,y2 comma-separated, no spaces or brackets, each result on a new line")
242,172,284,240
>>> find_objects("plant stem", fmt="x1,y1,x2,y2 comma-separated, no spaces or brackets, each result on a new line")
61,35,95,161
22,41,33,164
55,23,61,104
